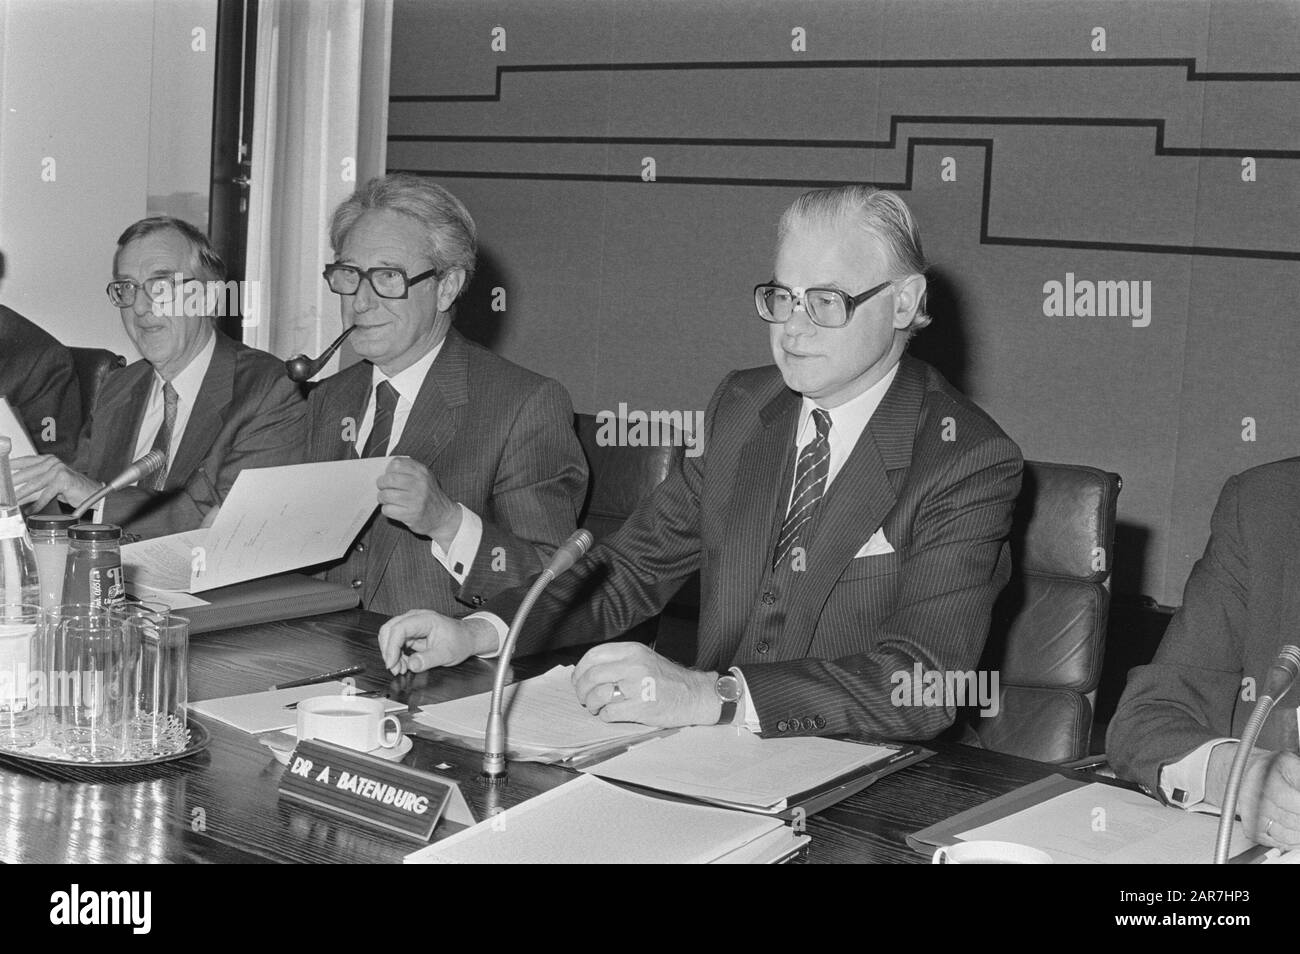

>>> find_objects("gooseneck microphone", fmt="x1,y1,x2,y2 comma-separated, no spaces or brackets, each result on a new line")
71,450,167,519
1214,644,1300,864
285,325,357,383
482,529,594,782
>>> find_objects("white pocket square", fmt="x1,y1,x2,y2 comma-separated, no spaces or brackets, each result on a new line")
854,528,895,559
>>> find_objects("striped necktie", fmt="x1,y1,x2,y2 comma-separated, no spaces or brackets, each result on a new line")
361,380,399,457
148,381,179,491
773,408,831,569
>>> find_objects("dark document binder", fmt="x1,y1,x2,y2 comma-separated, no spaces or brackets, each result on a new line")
171,573,360,634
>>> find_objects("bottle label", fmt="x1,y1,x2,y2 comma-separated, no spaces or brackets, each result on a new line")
89,565,126,607
0,514,25,540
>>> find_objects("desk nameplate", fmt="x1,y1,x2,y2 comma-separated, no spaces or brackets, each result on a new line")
278,739,475,841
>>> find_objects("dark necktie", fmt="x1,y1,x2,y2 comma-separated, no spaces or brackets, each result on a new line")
149,381,179,491
361,380,399,457
773,408,831,569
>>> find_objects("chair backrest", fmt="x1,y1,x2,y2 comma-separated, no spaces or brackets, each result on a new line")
573,413,677,542
975,461,1121,763
68,346,126,419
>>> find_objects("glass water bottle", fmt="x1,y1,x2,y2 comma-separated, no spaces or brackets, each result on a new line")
0,436,40,606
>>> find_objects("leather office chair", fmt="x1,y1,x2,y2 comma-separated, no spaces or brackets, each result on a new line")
573,413,680,645
68,346,126,419
973,461,1122,764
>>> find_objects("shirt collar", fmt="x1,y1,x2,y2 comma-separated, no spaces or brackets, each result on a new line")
154,329,216,406
796,361,900,446
370,337,445,403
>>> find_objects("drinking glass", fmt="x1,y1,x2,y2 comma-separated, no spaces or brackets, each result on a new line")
0,603,46,750
48,603,135,760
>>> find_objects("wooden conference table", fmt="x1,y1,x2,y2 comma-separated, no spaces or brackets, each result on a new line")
0,609,1064,864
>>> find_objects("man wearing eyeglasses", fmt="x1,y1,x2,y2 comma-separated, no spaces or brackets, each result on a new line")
303,174,587,617
379,185,1023,743
11,217,305,538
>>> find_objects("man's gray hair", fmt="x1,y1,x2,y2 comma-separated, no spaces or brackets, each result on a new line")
115,216,227,282
777,186,930,332
330,173,477,292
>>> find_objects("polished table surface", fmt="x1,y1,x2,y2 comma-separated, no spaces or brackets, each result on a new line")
0,609,1063,864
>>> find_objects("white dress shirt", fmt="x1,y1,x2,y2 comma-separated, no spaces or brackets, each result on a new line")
131,331,217,466
354,338,482,583
1159,738,1238,813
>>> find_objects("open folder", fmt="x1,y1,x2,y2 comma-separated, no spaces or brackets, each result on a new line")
122,457,392,593
908,774,1266,864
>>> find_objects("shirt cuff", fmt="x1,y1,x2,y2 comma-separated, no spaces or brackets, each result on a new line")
467,611,509,660
733,667,760,733
1159,738,1238,814
428,504,482,584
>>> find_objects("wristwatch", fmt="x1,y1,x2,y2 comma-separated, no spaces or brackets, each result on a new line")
714,672,743,725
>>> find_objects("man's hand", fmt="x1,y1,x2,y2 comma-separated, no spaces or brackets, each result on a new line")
572,642,721,728
1219,749,1300,849
377,610,498,674
9,455,102,511
376,457,460,547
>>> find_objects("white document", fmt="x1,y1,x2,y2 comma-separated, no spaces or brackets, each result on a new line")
583,727,899,813
122,457,391,593
404,775,800,864
413,665,662,760
191,682,405,735
0,397,37,458
958,782,1250,864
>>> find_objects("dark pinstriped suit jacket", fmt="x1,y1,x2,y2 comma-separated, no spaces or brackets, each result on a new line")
304,328,589,618
0,305,81,462
493,355,1024,741
1108,461,1300,795
72,331,306,539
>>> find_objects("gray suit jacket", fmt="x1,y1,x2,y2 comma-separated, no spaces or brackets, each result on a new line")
491,355,1024,741
1108,461,1300,795
72,331,306,538
304,328,588,617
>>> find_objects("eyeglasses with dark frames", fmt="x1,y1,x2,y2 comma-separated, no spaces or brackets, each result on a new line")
322,264,441,300
753,279,896,328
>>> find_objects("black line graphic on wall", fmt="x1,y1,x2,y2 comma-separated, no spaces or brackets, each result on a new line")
389,58,1300,262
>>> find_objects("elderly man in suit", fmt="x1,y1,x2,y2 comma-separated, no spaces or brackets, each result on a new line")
0,305,81,461
379,186,1023,742
304,174,588,618
1109,463,1300,852
12,217,305,538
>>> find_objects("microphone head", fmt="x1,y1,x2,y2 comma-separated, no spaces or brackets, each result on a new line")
135,449,167,478
1278,645,1300,676
548,529,594,577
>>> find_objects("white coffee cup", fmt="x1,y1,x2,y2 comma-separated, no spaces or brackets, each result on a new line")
932,840,1053,864
296,695,402,752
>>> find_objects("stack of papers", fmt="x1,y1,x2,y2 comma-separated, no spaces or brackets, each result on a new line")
192,683,405,735
123,457,392,596
956,782,1250,864
412,665,664,762
582,727,911,814
405,775,809,864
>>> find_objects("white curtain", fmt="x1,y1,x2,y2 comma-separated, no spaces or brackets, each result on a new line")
244,0,392,374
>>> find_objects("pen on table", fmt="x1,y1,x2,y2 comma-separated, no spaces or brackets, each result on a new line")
271,665,364,691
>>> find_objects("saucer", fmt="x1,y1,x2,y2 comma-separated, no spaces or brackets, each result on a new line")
261,731,413,765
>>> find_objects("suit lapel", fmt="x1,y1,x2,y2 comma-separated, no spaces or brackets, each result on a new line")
785,357,926,654
713,385,800,648
165,333,234,489
332,364,374,459
366,331,470,597
95,364,153,478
